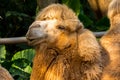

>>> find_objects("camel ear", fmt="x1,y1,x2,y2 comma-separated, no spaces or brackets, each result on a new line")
76,22,84,33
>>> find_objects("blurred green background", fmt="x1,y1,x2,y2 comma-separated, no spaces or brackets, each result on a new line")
0,0,110,80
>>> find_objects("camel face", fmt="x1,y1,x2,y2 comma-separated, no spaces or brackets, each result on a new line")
26,19,80,49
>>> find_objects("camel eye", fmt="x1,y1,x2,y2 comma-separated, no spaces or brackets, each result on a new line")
57,25,65,30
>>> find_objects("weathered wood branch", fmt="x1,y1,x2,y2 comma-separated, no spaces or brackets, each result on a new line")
0,32,106,44
94,31,106,38
0,37,27,44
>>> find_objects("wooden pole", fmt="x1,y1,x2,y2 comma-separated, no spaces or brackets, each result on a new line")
0,37,27,44
0,32,105,44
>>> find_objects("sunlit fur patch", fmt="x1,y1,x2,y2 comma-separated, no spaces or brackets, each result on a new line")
108,0,120,19
36,4,77,20
35,4,82,32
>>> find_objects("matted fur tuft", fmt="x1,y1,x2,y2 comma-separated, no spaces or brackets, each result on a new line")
108,0,120,19
100,0,120,80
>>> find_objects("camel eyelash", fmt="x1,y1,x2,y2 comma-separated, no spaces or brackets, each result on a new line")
57,25,66,30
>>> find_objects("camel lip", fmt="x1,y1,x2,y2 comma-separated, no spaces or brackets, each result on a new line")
28,38,35,42
27,38,47,46
26,37,36,42
26,37,42,42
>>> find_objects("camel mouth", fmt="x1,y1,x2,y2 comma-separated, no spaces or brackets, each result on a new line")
28,38,35,42
26,37,37,42
27,37,46,46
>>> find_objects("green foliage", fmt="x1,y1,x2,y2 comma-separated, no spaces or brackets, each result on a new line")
62,0,81,16
0,0,37,37
0,1,36,79
0,0,36,66
9,49,35,80
0,45,6,63
0,45,35,80
78,14,93,27
9,59,31,80
62,0,110,31
12,49,35,63
95,17,110,31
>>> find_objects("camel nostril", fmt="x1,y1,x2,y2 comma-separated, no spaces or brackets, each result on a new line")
30,24,41,29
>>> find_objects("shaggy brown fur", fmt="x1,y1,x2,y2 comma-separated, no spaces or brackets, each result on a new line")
0,66,14,80
26,4,107,80
100,0,120,80
88,0,112,19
